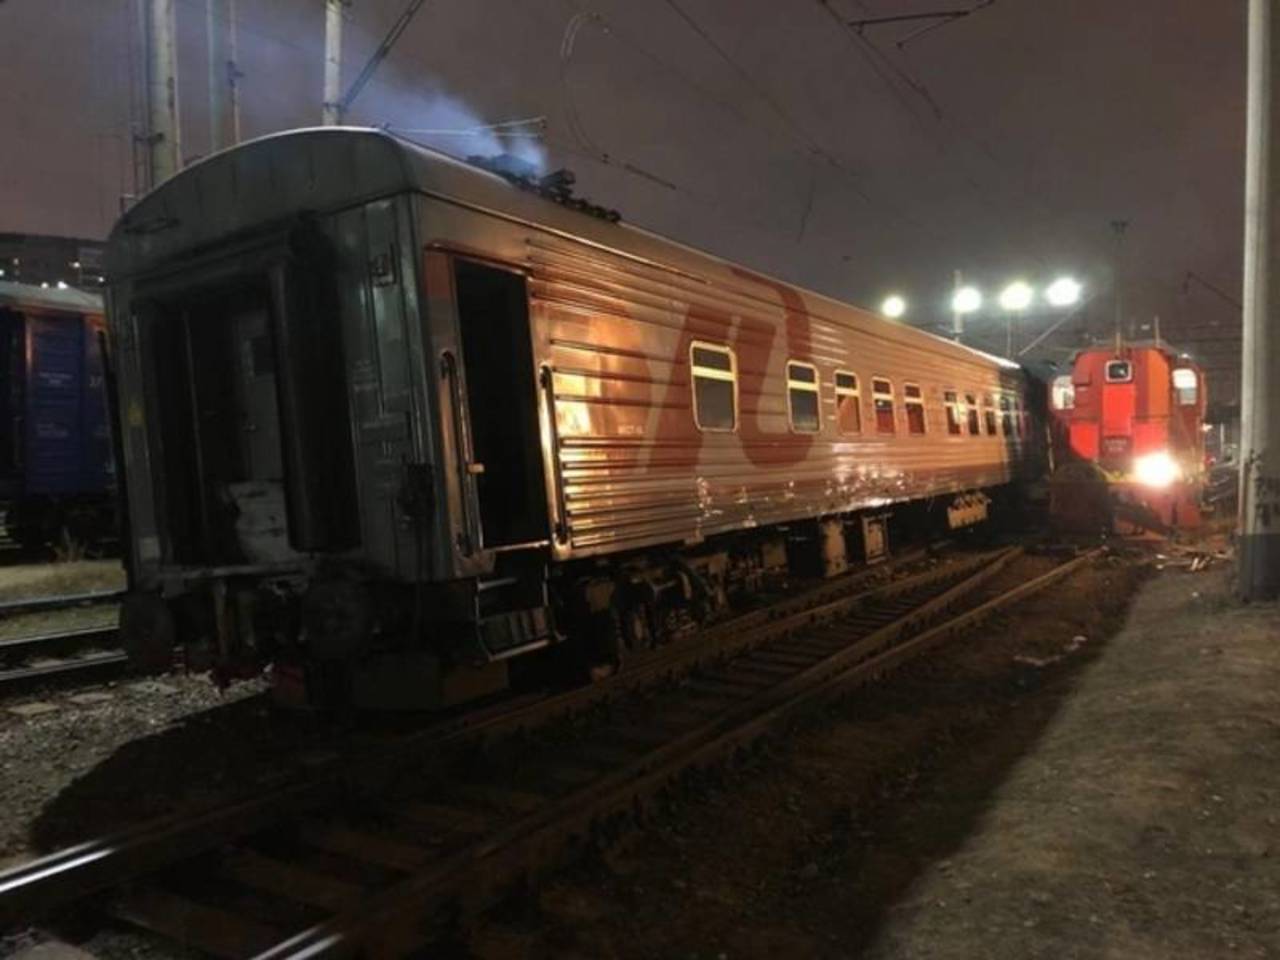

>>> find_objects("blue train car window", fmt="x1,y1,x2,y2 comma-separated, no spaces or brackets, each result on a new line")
691,342,737,432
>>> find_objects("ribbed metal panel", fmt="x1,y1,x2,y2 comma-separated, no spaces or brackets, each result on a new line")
527,237,1028,557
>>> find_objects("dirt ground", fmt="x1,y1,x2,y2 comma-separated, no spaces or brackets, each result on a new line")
458,553,1278,959
5,548,1278,959
0,561,124,643
0,562,125,605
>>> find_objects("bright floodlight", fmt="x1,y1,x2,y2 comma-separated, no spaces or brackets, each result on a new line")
881,294,907,319
952,286,982,314
1133,451,1181,489
1046,276,1082,307
998,281,1034,312
55,281,69,290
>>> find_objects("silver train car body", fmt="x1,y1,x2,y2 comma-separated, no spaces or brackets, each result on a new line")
104,128,1038,707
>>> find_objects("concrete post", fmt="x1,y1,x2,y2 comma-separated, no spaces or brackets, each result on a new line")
206,0,237,152
1240,0,1280,599
323,0,344,125
146,0,181,185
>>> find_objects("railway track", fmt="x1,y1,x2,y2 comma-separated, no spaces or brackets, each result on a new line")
0,591,125,691
0,628,126,690
0,544,1100,957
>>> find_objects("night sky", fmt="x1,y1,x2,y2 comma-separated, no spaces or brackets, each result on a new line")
0,0,1247,397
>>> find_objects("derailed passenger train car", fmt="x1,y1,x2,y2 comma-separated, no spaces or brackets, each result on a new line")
105,128,1040,708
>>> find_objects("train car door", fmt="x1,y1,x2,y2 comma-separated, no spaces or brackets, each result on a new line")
233,306,285,481
0,311,22,496
1100,358,1136,467
24,314,84,496
449,258,549,551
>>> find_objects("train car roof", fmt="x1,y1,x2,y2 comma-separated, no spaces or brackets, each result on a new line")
107,127,1017,373
0,280,103,314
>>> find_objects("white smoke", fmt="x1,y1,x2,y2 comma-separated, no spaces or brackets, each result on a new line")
391,93,547,173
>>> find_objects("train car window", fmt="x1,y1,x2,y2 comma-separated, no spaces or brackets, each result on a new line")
835,370,861,434
965,392,980,435
690,342,737,431
1051,375,1075,410
787,361,821,433
943,391,963,435
1105,360,1132,383
983,394,998,435
903,383,926,435
999,395,1014,436
1173,367,1199,406
872,378,895,434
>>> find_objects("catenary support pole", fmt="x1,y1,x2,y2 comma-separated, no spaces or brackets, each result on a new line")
323,0,344,124
146,0,182,184
1240,0,1280,600
206,0,238,151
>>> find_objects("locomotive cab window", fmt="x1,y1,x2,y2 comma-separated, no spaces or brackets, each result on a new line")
943,391,963,435
983,394,998,435
834,370,861,434
965,392,980,435
1105,360,1133,383
691,342,737,432
903,383,926,435
1173,367,1199,406
872,378,895,434
999,395,1014,436
1051,375,1075,410
787,361,821,433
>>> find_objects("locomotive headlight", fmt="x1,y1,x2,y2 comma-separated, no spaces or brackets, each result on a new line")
1133,451,1181,489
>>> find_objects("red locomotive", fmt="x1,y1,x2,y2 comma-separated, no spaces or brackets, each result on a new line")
1048,343,1206,531
104,128,1043,709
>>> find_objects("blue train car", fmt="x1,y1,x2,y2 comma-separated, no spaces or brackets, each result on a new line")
0,281,116,552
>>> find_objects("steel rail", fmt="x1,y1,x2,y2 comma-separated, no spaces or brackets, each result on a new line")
259,546,1043,958
0,589,124,617
0,650,128,689
0,625,119,654
0,545,972,926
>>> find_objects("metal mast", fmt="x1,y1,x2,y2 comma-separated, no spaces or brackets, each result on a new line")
1240,0,1280,599
145,0,182,185
206,0,240,151
323,0,345,125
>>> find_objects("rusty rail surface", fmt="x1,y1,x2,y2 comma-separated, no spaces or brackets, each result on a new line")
0,545,958,924
0,544,1100,957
